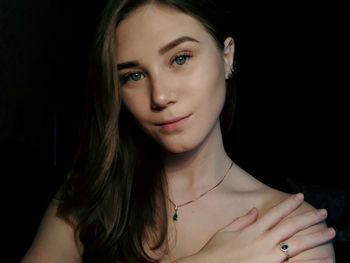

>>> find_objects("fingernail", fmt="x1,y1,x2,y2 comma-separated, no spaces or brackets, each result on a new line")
293,193,304,201
327,227,336,237
317,208,327,217
248,207,257,214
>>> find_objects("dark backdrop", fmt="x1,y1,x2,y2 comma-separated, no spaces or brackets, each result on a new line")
0,1,349,262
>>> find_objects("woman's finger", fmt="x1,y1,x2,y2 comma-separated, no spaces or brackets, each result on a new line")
267,208,328,244
289,258,333,263
254,193,304,234
219,207,258,232
283,227,336,259
272,227,335,262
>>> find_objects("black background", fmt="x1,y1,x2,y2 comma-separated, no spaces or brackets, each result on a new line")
1,1,349,262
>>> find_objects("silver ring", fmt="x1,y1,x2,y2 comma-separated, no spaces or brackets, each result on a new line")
279,242,289,258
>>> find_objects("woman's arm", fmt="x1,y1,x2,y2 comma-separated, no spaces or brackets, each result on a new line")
20,200,82,263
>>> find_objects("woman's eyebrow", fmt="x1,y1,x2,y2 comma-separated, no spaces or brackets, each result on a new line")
117,61,140,70
117,36,199,70
158,36,200,55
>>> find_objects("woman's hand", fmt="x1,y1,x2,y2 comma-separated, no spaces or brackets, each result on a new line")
174,193,335,263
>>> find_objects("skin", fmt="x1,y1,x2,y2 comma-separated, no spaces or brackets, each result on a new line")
20,3,335,263
116,7,228,156
116,3,234,201
115,3,335,262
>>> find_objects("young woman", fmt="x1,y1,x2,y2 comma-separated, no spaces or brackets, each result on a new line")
21,1,336,262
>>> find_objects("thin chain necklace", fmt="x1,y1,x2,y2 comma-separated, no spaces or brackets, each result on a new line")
167,161,234,221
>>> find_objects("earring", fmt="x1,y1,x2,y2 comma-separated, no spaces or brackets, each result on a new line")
227,64,234,79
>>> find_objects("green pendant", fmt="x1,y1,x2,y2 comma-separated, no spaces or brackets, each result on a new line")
173,207,178,221
173,213,178,221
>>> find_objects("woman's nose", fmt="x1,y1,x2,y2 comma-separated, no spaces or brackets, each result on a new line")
150,75,177,110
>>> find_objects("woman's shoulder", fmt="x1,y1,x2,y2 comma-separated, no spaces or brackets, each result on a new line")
20,200,82,263
253,186,322,217
226,163,321,216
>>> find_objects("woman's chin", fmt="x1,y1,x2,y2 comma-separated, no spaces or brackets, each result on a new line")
162,144,193,154
153,138,188,153
158,138,203,155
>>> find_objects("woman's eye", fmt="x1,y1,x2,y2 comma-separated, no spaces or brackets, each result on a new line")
172,53,192,66
121,72,144,85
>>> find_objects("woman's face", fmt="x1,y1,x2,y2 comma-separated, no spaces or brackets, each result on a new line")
115,4,234,153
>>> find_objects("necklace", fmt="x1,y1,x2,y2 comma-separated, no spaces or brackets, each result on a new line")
167,161,234,221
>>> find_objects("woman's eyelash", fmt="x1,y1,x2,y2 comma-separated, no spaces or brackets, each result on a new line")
120,51,193,85
120,71,144,85
171,51,193,66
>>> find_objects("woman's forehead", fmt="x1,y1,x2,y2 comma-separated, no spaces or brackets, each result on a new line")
115,4,209,58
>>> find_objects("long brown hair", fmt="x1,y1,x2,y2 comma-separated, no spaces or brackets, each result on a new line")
57,0,236,262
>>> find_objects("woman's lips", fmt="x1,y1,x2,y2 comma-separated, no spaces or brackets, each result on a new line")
157,114,192,133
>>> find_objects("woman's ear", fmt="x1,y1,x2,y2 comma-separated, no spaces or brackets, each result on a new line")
223,37,235,79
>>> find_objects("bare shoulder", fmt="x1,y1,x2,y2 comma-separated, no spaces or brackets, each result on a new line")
258,187,336,261
256,186,324,219
21,200,82,263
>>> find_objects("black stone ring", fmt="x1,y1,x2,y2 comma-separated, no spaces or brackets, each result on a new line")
279,242,290,258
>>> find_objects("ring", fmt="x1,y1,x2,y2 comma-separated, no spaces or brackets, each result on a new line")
279,242,289,258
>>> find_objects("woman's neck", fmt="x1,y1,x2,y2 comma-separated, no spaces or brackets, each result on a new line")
163,122,232,203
